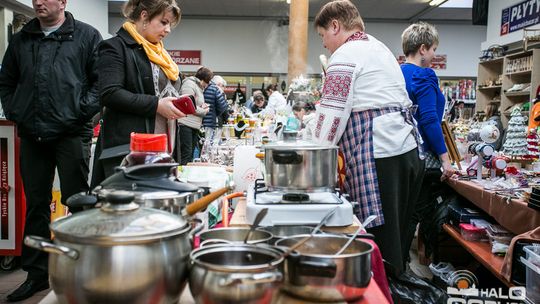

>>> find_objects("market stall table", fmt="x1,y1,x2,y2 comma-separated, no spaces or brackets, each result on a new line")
39,280,390,304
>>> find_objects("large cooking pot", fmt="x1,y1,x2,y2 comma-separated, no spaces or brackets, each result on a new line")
262,137,338,192
198,227,273,247
24,190,222,304
275,234,373,302
189,244,284,304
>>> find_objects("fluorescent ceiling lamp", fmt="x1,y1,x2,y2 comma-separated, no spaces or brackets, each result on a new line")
286,0,291,3
429,0,447,6
440,0,473,8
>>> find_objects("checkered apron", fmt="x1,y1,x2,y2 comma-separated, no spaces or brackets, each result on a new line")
338,106,424,228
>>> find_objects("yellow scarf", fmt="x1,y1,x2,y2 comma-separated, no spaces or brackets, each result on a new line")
122,22,179,81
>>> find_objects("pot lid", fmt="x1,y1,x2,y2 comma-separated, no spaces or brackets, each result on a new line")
51,191,189,244
263,138,338,150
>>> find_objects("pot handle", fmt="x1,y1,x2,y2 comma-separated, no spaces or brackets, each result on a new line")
199,239,234,248
24,236,79,260
219,272,283,287
297,259,337,278
183,182,235,217
272,151,303,165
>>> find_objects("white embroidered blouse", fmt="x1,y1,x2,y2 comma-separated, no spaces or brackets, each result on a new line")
312,33,418,158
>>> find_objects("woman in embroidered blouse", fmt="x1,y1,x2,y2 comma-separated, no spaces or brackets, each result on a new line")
313,0,424,273
91,0,185,186
400,22,457,265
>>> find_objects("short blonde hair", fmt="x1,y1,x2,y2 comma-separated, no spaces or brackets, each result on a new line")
401,22,439,56
314,0,364,32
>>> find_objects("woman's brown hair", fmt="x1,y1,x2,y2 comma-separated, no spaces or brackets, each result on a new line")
123,0,181,26
314,0,364,31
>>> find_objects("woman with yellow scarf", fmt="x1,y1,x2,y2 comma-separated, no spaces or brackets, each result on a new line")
91,0,184,186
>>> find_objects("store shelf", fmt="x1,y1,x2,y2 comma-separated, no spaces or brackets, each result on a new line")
478,85,502,91
479,57,504,64
442,224,512,287
505,91,531,97
505,70,532,76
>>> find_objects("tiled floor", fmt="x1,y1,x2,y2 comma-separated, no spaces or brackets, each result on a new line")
0,269,50,304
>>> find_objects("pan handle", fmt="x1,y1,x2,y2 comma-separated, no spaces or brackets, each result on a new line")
219,272,283,287
272,151,303,165
24,236,79,260
183,182,235,217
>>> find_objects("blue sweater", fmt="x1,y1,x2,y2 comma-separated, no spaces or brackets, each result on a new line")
202,82,228,128
401,63,447,155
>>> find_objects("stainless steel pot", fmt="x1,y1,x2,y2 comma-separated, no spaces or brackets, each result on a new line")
189,244,284,304
198,227,273,247
262,138,338,192
257,226,314,245
275,234,373,302
24,190,217,304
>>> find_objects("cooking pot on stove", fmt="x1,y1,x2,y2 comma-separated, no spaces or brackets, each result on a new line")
189,244,284,304
262,133,338,192
275,234,373,302
24,189,226,304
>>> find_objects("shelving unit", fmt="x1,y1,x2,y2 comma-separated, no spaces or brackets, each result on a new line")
442,224,512,287
477,49,540,127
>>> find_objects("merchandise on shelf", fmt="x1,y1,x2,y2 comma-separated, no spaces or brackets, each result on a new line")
502,107,529,157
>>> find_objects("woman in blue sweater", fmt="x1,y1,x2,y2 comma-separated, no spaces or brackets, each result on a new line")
400,22,457,262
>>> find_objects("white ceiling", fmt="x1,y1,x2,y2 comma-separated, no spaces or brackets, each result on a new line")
108,0,474,23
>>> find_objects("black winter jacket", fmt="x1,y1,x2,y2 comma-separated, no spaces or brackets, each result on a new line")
96,27,160,151
0,12,102,141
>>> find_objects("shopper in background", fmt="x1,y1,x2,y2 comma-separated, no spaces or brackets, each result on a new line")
264,83,287,115
212,75,232,127
0,0,102,301
292,101,317,140
92,0,184,186
178,66,210,164
202,70,229,144
251,94,267,114
245,89,262,110
400,22,457,263
313,0,424,274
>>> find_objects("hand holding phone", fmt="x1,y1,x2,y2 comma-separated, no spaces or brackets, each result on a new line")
172,95,196,115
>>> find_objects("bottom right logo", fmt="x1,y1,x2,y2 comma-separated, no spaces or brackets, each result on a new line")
446,270,527,304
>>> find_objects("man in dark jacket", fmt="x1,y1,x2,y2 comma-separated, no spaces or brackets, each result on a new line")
0,0,101,301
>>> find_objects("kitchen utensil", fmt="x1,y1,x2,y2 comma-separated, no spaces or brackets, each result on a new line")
199,228,273,247
244,208,268,244
189,244,284,304
334,215,377,255
275,234,373,302
279,207,337,259
262,137,338,192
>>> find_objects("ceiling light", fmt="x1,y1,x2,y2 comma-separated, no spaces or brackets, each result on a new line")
440,0,473,8
286,0,291,4
429,0,447,6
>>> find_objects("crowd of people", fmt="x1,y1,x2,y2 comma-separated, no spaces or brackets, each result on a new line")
0,0,455,301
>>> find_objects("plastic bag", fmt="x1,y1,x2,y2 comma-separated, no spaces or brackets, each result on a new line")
387,270,449,304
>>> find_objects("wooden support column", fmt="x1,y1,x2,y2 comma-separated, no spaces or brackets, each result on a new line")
287,0,309,86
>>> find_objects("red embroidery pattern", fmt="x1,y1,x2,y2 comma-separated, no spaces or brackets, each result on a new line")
345,31,369,43
327,117,341,142
315,113,326,139
323,73,352,100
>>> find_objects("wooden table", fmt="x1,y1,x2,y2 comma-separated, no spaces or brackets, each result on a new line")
446,178,540,235
442,223,510,286
443,178,540,287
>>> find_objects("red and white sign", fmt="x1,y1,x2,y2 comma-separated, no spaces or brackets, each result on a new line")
397,54,447,70
168,50,202,65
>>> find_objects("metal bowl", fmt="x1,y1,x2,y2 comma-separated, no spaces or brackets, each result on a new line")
257,226,314,244
198,228,273,247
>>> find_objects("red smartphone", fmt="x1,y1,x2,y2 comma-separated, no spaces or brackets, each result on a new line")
172,95,196,115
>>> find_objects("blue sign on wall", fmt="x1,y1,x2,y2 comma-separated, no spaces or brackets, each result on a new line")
501,0,540,36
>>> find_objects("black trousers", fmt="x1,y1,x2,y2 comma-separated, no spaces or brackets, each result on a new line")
367,148,425,274
20,134,91,279
177,125,198,165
